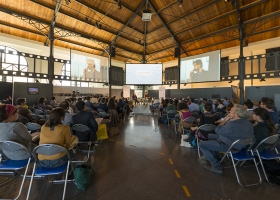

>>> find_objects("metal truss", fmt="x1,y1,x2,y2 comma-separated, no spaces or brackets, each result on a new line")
11,13,50,38
54,27,81,38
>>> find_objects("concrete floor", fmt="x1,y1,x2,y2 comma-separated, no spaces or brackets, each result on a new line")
1,104,280,200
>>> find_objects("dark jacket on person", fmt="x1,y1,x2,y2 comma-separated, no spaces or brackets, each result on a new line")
252,122,272,152
72,110,98,142
191,70,209,82
98,103,108,113
215,118,254,150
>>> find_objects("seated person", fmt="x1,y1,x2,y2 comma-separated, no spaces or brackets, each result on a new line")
251,108,275,151
117,99,125,119
166,99,176,112
107,98,119,126
244,100,254,118
97,97,108,113
216,100,225,112
199,104,254,174
0,104,37,160
260,97,279,125
188,98,199,112
17,106,32,124
85,96,94,110
2,95,12,104
16,98,28,109
59,101,73,127
39,108,77,168
37,97,52,110
65,98,74,114
215,104,234,124
49,96,58,107
177,101,192,134
72,101,98,142
199,98,207,114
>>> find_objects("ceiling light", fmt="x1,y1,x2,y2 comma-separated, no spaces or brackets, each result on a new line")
178,0,183,7
225,0,230,2
228,80,233,83
259,78,266,82
65,0,71,5
118,2,121,9
142,9,152,21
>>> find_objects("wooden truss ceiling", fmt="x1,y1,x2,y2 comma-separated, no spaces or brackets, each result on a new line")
0,0,279,63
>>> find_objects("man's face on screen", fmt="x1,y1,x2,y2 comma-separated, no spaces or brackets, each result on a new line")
193,62,201,72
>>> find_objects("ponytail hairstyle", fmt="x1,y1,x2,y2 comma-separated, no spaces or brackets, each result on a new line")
253,108,275,134
45,108,65,130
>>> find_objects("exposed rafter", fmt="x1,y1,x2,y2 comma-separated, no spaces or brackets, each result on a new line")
148,1,188,56
0,7,142,56
75,0,143,35
30,0,143,47
111,0,146,45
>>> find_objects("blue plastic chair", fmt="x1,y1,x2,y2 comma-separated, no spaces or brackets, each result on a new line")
220,138,262,187
0,141,32,200
25,122,41,132
253,135,280,185
26,144,72,200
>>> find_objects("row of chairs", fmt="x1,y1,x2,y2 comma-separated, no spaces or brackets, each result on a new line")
0,142,72,200
181,122,280,187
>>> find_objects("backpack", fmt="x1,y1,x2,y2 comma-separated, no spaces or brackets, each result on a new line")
74,164,94,191
158,116,167,124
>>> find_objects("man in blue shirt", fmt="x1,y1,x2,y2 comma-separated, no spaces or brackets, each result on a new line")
260,97,279,125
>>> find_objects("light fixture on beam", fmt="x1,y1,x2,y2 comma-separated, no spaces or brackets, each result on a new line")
65,0,71,5
259,78,266,82
118,2,122,9
178,0,183,7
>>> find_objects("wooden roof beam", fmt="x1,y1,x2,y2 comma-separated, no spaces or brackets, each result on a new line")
111,0,146,45
148,1,188,56
30,0,143,47
75,0,144,35
0,7,142,55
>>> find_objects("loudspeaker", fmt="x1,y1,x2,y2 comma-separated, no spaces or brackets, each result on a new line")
174,47,180,58
111,47,116,57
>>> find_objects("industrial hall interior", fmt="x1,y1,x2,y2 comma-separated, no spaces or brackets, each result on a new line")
0,0,280,199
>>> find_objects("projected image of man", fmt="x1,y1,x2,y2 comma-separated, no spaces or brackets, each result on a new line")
83,58,95,80
189,59,208,82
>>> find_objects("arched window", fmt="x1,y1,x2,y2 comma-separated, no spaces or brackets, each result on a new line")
0,46,28,72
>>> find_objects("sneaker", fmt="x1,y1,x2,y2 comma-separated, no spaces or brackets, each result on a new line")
204,165,222,175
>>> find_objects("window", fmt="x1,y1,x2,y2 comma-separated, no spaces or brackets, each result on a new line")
61,63,71,77
0,46,28,72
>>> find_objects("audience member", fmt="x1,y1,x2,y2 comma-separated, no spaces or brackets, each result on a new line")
37,97,52,110
222,97,229,106
85,96,94,110
39,108,76,168
98,97,108,112
72,101,98,142
199,98,207,114
177,101,192,134
2,95,12,104
251,108,275,151
166,99,176,111
65,98,76,114
59,101,73,127
50,97,57,107
16,98,28,109
0,104,36,160
17,106,32,124
188,98,199,112
260,97,279,125
243,101,254,118
107,98,119,126
199,104,253,174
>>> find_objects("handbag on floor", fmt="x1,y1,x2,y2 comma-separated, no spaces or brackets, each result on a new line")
74,164,95,191
180,134,191,148
96,123,108,140
109,126,119,136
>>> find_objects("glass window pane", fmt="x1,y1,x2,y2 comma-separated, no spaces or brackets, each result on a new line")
54,62,64,75
28,78,34,83
20,56,27,65
6,54,18,64
26,57,35,72
81,82,88,87
2,63,14,71
61,80,71,86
35,59,48,73
228,61,238,76
13,76,27,83
20,65,28,72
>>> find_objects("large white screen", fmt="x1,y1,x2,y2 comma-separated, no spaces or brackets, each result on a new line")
126,64,162,85
180,50,220,83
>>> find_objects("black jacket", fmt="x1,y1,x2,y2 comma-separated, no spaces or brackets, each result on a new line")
72,110,98,142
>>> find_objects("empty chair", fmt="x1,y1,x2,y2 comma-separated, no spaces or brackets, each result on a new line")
196,124,216,159
0,141,32,200
253,135,280,184
220,138,262,187
26,144,72,200
71,124,94,163
25,122,41,132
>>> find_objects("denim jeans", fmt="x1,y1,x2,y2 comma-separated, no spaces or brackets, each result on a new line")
199,137,230,169
39,154,68,168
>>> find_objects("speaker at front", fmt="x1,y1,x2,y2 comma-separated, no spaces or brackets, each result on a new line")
174,47,180,58
111,47,116,57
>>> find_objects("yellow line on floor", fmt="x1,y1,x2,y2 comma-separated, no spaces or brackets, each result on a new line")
182,186,191,197
156,152,165,155
174,170,180,178
169,159,174,165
